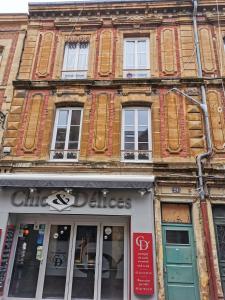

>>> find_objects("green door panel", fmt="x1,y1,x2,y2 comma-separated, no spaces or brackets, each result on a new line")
168,285,197,300
167,265,194,283
165,246,193,264
163,224,200,300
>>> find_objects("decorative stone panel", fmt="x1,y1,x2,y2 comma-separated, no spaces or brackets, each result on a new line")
165,92,181,153
22,93,43,152
199,27,216,74
93,93,108,153
161,28,177,75
98,29,114,78
207,90,225,152
36,32,54,78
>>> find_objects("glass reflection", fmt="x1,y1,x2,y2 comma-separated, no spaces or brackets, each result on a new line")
8,224,45,298
42,225,71,299
71,226,97,299
101,226,124,300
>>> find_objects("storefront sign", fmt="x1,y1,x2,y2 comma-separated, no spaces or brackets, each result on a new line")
11,190,132,210
133,233,154,295
0,226,14,295
46,191,75,211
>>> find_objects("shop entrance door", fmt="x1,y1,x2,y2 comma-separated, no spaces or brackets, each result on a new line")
5,220,128,300
162,224,200,300
213,205,225,295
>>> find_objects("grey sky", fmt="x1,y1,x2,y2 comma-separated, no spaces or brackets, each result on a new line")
1,0,81,13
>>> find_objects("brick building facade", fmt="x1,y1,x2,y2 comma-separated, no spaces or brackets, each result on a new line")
0,0,225,300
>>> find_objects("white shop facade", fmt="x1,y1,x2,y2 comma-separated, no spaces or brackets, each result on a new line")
0,174,156,300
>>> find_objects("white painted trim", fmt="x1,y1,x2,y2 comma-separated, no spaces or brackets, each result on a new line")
0,173,155,182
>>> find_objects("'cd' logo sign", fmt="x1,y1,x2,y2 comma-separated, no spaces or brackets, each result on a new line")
136,235,150,251
46,191,75,211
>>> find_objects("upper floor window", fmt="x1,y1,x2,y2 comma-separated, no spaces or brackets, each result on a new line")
123,38,150,79
50,107,83,161
62,42,89,79
121,107,151,162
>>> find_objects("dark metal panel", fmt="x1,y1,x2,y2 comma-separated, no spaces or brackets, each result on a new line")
0,179,153,189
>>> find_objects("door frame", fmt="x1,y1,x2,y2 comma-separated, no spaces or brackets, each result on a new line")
4,215,129,300
162,223,200,300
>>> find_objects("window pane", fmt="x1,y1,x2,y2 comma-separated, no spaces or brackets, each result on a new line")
64,43,77,70
8,224,45,298
137,40,146,53
69,127,80,142
124,110,134,125
137,53,147,68
125,130,135,143
58,110,69,126
71,226,97,299
125,41,135,68
71,110,81,126
137,41,147,68
68,142,79,150
166,230,189,244
56,128,67,143
138,143,148,150
138,110,148,126
126,41,135,54
101,226,124,300
55,142,66,150
42,225,71,299
77,43,88,70
125,143,134,150
138,128,148,143
125,54,135,69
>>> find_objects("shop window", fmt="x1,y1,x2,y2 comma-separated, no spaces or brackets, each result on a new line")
121,107,151,162
123,38,150,78
62,42,89,79
50,107,83,160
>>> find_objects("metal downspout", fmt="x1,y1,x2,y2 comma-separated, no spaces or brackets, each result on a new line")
192,0,218,299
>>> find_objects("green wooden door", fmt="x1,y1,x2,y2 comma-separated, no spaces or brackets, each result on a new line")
162,224,200,300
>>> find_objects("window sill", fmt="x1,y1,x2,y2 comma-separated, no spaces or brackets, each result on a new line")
48,159,79,163
120,159,152,164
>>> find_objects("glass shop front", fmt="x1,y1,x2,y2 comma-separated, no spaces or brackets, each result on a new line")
0,180,156,300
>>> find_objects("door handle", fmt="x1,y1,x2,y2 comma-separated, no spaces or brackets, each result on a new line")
164,266,167,273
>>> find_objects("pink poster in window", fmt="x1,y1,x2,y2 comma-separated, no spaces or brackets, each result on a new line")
133,232,154,295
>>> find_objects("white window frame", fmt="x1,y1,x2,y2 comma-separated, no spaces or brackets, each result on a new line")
62,42,89,79
121,107,152,162
50,107,83,161
123,37,150,79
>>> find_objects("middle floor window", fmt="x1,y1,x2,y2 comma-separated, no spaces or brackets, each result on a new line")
50,107,83,161
121,107,151,162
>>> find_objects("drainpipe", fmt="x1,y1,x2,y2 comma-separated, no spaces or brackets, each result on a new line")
192,0,218,299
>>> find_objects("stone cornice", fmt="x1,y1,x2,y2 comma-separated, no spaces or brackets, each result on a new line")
0,14,28,26
206,12,225,24
14,77,224,90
